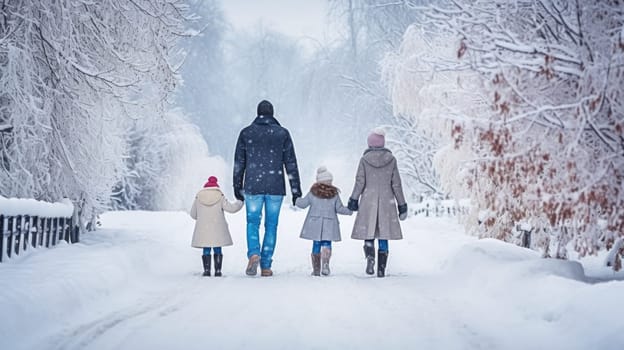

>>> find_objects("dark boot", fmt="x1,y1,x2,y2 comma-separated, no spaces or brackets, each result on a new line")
363,244,375,275
377,250,388,278
311,253,321,276
214,254,223,277
201,255,211,277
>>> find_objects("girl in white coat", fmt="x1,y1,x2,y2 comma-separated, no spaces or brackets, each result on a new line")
190,176,243,276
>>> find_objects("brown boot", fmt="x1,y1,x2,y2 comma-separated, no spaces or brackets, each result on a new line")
311,253,321,276
321,247,331,276
246,255,260,276
261,268,273,277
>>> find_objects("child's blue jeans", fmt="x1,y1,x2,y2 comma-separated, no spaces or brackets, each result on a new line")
203,247,222,255
312,240,332,254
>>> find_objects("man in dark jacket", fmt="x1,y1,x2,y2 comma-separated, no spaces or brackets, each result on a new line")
233,100,301,277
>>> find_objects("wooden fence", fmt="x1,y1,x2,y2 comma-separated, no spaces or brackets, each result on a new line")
0,215,79,263
413,204,469,217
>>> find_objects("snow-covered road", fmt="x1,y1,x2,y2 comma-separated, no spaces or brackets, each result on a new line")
1,209,623,350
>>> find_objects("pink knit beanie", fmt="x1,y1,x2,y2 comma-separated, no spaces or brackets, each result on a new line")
367,128,386,148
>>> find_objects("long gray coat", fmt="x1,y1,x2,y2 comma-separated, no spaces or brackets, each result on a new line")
295,190,352,242
350,148,406,240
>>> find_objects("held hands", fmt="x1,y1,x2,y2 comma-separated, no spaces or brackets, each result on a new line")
348,198,359,211
292,194,301,206
398,203,408,221
233,187,244,201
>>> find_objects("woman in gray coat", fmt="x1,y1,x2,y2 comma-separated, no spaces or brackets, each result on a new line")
295,166,352,276
348,128,408,277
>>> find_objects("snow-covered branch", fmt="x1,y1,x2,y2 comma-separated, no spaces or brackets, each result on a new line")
383,0,624,266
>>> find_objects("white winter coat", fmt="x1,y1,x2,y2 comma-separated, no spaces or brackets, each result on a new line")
190,188,243,248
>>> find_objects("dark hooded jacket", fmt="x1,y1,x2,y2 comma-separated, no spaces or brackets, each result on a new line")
233,114,301,198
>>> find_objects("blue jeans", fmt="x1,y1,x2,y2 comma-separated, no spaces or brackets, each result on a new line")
365,239,389,252
312,240,332,254
245,194,284,269
203,247,222,255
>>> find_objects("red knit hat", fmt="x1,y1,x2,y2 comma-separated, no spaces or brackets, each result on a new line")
204,176,219,188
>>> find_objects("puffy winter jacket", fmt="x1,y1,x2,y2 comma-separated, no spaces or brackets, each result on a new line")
233,115,301,197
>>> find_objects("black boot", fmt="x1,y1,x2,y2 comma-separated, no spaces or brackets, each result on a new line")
363,244,375,275
202,255,211,277
214,254,223,277
377,250,388,278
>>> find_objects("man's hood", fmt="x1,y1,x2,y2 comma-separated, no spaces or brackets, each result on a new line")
196,188,223,206
362,148,394,168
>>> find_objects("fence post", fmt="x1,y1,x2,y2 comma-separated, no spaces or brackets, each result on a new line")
16,215,23,256
517,224,532,248
73,222,80,243
0,215,5,263
22,215,30,253
56,217,62,243
31,216,38,248
14,215,21,256
67,217,73,243
59,218,66,243
57,217,63,244
39,217,45,247
11,216,19,257
521,230,532,248
6,216,13,258
36,217,43,247
44,218,50,248
51,218,58,246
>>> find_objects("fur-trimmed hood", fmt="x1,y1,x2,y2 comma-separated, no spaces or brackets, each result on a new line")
311,183,339,199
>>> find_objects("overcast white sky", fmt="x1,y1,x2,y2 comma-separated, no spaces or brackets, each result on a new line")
220,0,336,47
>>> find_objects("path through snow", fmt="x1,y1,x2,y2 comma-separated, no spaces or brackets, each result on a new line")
1,208,623,350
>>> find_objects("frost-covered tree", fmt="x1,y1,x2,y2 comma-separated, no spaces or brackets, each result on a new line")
0,1,190,228
175,0,228,156
325,0,442,198
385,0,624,265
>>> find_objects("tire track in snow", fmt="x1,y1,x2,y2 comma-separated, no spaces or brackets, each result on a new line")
48,277,203,350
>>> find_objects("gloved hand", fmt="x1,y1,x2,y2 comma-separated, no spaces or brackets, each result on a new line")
292,194,301,206
348,198,359,211
233,187,244,201
398,203,408,221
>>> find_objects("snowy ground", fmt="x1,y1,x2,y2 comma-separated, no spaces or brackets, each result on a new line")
1,208,623,350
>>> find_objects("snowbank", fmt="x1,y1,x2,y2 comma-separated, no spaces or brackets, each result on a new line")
1,210,622,350
0,196,74,217
446,238,586,281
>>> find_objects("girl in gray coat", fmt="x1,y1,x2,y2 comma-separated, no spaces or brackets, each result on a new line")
348,128,408,277
295,166,352,276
